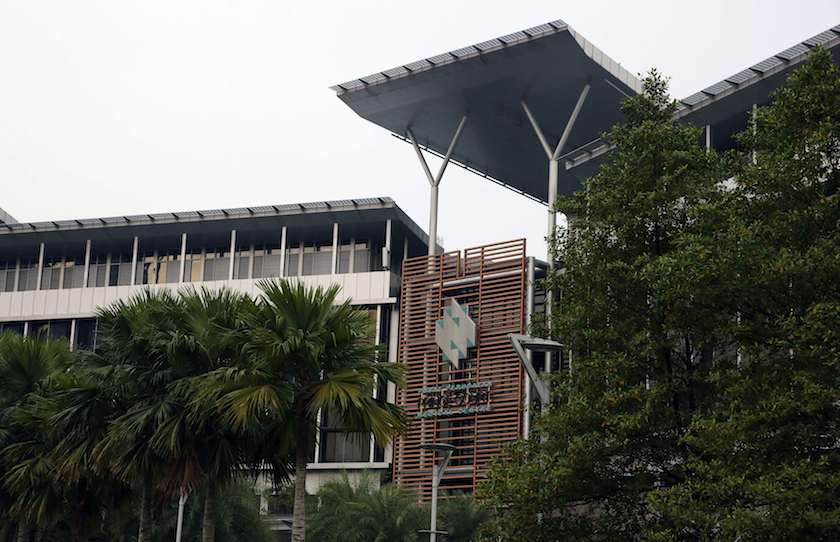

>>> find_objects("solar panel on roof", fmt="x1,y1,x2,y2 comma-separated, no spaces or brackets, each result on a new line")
750,56,783,73
301,201,328,209
361,72,388,84
354,197,383,205
726,68,758,85
703,80,733,96
451,46,479,59
382,66,409,78
29,221,56,229
548,19,568,29
497,31,527,45
426,53,454,66
275,203,302,211
681,92,708,106
53,220,79,227
328,200,354,207
804,30,838,46
198,209,225,217
148,213,173,221
523,24,553,37
78,218,102,226
474,39,502,52
101,216,127,224
776,43,810,61
174,211,199,219
403,59,431,72
248,206,277,214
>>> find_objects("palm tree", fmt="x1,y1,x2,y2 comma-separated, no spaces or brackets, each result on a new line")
0,332,73,542
438,495,493,542
213,280,407,542
93,290,183,542
157,287,261,542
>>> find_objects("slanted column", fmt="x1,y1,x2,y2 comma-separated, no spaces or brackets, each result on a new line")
331,223,339,275
82,239,92,288
407,115,468,255
178,233,187,284
35,242,45,291
279,226,287,277
228,230,237,280
130,236,139,286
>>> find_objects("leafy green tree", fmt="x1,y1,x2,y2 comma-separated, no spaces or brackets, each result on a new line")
481,46,840,541
438,495,493,542
647,45,840,540
211,280,407,542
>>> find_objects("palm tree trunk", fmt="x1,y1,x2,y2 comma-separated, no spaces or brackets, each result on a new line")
137,473,154,542
202,479,218,542
291,416,310,542
16,522,33,542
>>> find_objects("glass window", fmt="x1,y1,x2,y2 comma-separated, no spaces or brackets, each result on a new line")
74,318,97,350
337,245,351,274
285,246,300,277
0,260,15,293
318,409,370,463
302,245,332,276
62,260,84,289
109,253,133,286
252,245,283,279
203,249,230,282
184,252,203,283
0,321,24,335
353,242,371,273
87,255,107,287
233,249,251,280
40,258,62,290
17,260,38,291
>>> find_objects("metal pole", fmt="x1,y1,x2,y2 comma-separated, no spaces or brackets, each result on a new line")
428,184,439,256
175,491,187,542
430,471,439,542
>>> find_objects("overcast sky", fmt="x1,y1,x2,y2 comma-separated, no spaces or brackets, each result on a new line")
2,1,838,255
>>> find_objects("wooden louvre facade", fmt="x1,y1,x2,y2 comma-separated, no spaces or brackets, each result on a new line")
394,239,527,500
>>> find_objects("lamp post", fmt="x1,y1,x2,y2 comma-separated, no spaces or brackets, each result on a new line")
175,490,187,542
418,442,455,542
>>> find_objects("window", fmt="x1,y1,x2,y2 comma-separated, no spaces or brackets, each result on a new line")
318,409,370,463
61,259,85,289
301,244,332,276
252,245,284,279
109,253,133,286
203,249,231,281
74,319,98,350
233,248,251,280
0,261,15,292
184,252,204,283
87,255,107,287
285,246,301,277
0,321,24,335
17,260,38,291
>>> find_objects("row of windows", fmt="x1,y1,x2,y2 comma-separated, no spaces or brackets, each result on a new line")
0,241,379,293
0,318,98,350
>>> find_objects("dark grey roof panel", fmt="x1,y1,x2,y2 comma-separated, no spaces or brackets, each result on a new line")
682,92,708,106
174,211,200,219
497,31,528,45
403,59,432,72
101,216,127,224
524,23,554,37
805,30,838,46
149,213,174,221
703,80,733,96
474,39,502,51
776,43,810,61
248,205,278,213
353,197,384,205
382,66,409,78
726,68,758,85
426,53,455,66
360,72,388,85
300,201,328,209
751,56,783,73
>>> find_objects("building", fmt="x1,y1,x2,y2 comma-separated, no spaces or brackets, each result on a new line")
331,19,840,499
0,196,431,536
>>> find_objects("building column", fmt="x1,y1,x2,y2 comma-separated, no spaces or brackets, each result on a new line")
349,238,355,274
407,115,468,255
383,219,392,270
130,236,139,286
13,259,20,292
69,319,77,351
279,226,287,277
178,233,187,284
228,230,237,281
331,223,339,275
247,244,255,280
82,239,92,288
297,241,304,277
35,242,45,291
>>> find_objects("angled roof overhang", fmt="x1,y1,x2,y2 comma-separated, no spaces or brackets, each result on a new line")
332,19,641,204
564,25,840,180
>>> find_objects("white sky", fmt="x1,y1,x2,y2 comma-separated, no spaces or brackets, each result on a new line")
2,1,838,256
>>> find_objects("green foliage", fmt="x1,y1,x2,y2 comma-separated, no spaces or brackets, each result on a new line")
481,47,840,541
307,475,490,542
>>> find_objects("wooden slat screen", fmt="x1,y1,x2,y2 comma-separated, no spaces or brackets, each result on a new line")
394,239,526,500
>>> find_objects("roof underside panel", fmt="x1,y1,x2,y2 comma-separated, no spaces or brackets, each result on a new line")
332,21,640,203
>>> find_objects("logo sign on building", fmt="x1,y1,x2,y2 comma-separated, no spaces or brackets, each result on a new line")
417,381,492,418
434,299,476,369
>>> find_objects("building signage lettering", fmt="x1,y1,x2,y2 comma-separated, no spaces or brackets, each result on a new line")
417,381,492,418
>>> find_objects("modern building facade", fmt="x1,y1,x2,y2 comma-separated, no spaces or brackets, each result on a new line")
332,19,840,499
0,196,431,536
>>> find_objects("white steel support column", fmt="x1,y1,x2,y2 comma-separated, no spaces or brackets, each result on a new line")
69,319,77,351
522,83,590,269
82,240,92,288
523,257,535,439
349,238,355,274
705,125,712,151
297,241,304,277
247,244,255,280
383,219,392,269
35,242,45,291
279,226,287,277
179,233,187,283
407,115,468,256
331,223,339,275
228,230,237,280
130,236,139,286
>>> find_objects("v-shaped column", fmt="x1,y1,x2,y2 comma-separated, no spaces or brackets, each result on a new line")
407,115,468,255
521,83,590,270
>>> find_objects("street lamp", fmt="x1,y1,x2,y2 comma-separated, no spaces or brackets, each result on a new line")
418,442,455,542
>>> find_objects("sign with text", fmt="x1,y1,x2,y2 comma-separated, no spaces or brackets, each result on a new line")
417,381,492,418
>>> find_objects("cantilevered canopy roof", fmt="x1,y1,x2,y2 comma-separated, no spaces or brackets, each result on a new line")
332,19,641,204
565,24,840,181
